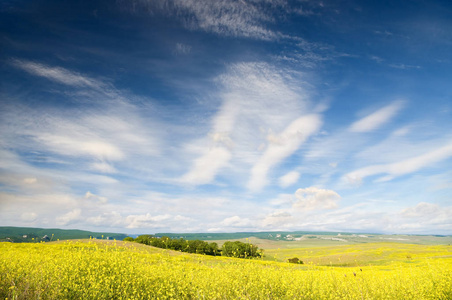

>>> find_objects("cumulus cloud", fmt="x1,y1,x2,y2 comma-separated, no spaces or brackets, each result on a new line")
349,100,404,132
261,210,292,227
345,142,452,184
279,171,300,188
293,187,340,211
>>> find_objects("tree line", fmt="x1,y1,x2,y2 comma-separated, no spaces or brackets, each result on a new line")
125,235,262,259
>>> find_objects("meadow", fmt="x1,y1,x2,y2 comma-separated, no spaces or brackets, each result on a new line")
1,239,451,299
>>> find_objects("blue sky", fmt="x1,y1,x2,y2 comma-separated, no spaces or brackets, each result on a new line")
1,0,451,234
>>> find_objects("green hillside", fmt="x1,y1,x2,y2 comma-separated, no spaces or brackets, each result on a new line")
0,226,127,242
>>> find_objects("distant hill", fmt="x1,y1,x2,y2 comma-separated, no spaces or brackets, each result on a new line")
154,231,354,241
0,226,128,243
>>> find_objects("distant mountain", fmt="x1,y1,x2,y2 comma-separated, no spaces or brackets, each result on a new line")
0,226,128,243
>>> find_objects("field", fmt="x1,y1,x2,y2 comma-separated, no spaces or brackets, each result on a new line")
1,239,451,299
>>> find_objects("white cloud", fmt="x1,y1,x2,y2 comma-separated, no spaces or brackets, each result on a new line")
84,191,108,204
349,100,404,132
90,162,117,173
20,212,38,222
125,213,175,229
181,62,313,187
177,0,278,40
345,142,452,183
293,187,340,211
279,171,300,188
268,194,294,207
221,216,253,228
400,202,441,218
261,210,292,227
23,177,37,184
56,209,82,226
36,134,124,161
86,211,123,227
10,59,104,89
180,146,231,185
0,68,163,185
248,114,322,191
175,43,191,55
398,202,452,231
121,0,285,40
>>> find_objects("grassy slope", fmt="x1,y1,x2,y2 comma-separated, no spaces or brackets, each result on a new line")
2,239,451,299
264,242,452,266
84,238,452,267
204,236,452,266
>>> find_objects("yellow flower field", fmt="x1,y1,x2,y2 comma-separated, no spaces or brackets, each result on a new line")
1,240,451,299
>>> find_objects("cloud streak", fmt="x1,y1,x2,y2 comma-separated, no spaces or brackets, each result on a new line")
248,114,322,191
345,142,452,183
10,59,105,89
349,101,405,133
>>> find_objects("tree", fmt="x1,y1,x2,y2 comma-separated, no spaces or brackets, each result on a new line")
221,241,261,259
134,235,154,245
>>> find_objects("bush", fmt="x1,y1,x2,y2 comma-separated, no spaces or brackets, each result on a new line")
123,237,134,242
221,241,261,259
288,257,303,264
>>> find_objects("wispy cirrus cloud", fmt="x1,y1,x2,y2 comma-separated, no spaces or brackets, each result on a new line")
345,142,452,184
180,146,231,185
10,58,105,89
3,60,163,175
180,62,318,189
118,0,320,41
248,114,322,191
349,100,405,132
